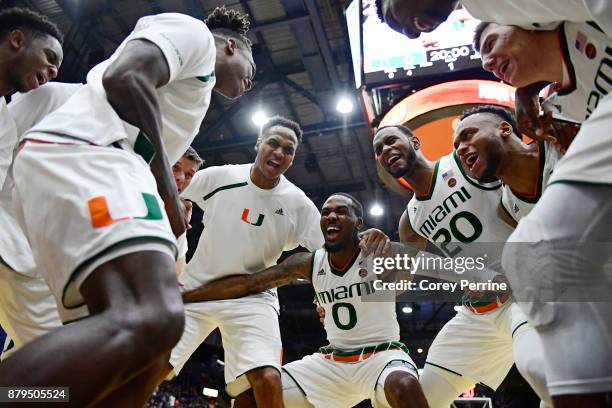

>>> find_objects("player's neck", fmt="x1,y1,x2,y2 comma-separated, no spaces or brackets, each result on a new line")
403,159,435,197
497,143,540,194
540,29,565,84
0,51,11,97
329,243,360,271
250,165,280,189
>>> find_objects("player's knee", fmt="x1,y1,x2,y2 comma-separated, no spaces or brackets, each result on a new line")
109,300,184,358
138,302,184,351
248,367,281,393
384,372,422,407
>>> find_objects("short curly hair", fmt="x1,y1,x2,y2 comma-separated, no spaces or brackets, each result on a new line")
460,105,522,139
326,192,364,219
0,7,63,44
260,116,303,143
206,6,251,49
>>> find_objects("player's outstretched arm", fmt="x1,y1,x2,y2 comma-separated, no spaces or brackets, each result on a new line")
182,252,313,303
102,39,186,237
515,81,555,141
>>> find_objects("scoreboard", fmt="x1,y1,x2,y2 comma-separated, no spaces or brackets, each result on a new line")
346,0,483,89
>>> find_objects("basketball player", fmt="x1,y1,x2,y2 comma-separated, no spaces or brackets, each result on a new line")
0,7,63,273
0,8,255,407
164,117,390,408
474,20,612,407
376,0,611,40
453,105,576,225
0,8,64,359
1,82,81,360
375,0,611,136
1,82,204,357
171,193,429,408
373,125,552,408
0,7,62,98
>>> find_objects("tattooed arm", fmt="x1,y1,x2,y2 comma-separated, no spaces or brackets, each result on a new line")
182,252,313,303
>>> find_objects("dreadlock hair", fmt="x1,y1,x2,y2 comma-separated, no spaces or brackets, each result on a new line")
206,6,252,50
0,7,63,44
460,105,522,140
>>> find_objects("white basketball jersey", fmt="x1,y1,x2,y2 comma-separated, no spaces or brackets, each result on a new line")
501,141,561,222
407,152,513,256
547,22,612,123
461,0,590,29
180,164,324,310
312,248,399,349
26,13,216,166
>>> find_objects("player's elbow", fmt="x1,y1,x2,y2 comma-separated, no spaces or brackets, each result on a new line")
102,67,152,104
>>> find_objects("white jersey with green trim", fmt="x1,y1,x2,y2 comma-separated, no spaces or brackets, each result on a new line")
547,22,612,123
461,0,593,31
24,13,216,165
180,164,324,310
312,248,399,349
407,152,513,256
501,141,562,223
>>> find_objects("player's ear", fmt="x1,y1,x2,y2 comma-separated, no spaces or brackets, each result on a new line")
412,136,421,150
254,137,261,153
500,121,513,139
356,217,364,230
225,38,237,55
8,30,26,50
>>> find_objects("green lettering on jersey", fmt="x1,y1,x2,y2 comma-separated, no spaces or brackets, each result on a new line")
332,302,357,330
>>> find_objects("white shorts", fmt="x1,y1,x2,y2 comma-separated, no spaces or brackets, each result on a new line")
0,252,103,361
12,141,177,309
549,93,612,185
169,299,282,397
0,262,61,360
282,345,418,408
425,301,531,390
503,184,612,396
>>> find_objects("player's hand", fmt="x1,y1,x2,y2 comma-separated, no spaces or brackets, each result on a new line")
181,198,193,230
359,228,390,257
515,87,556,142
550,120,580,154
316,305,325,324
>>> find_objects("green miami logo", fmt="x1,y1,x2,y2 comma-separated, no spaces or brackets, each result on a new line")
241,208,265,226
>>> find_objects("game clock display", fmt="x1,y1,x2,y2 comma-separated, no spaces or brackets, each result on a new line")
346,0,483,88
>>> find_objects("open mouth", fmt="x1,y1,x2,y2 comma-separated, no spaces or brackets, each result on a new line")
464,152,479,170
325,225,341,239
386,153,402,168
36,72,46,86
499,60,510,81
266,159,281,170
